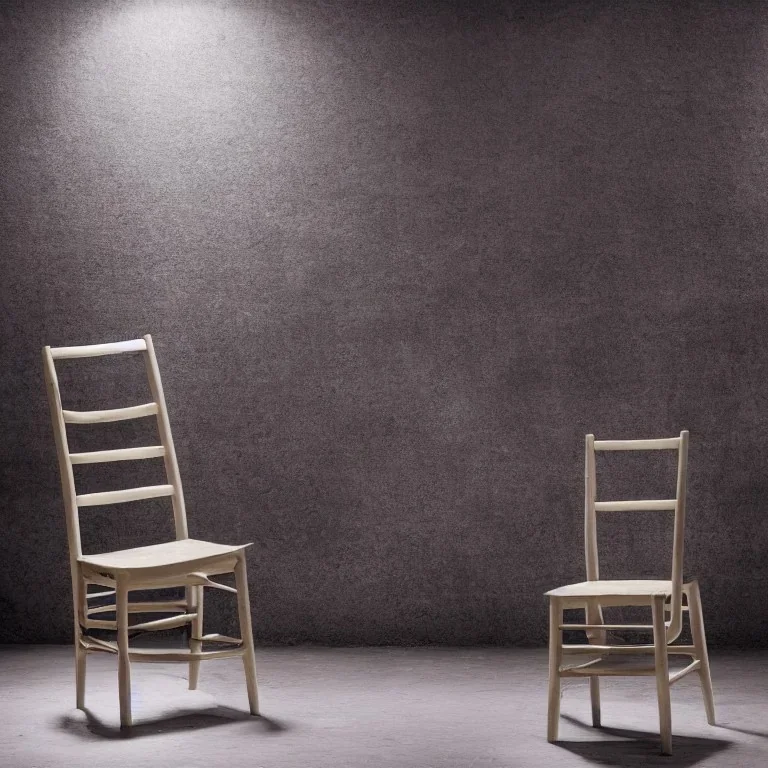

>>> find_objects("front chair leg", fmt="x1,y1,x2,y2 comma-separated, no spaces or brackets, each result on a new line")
547,597,563,742
688,581,715,724
652,594,672,755
234,553,259,715
188,585,204,690
116,578,132,728
75,627,87,710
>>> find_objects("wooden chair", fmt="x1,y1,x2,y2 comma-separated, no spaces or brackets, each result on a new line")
545,431,715,755
43,335,259,728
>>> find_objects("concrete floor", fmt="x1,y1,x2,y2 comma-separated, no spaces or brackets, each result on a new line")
1,646,767,768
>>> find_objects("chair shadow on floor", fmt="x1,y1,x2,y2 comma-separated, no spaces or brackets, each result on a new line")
58,705,289,740
554,715,732,768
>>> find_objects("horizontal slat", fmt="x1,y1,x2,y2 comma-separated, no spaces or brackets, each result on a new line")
76,484,174,507
561,665,657,677
561,660,702,682
128,614,195,632
561,644,697,656
594,499,677,512
560,624,654,631
126,601,188,613
87,600,187,616
63,402,159,424
129,647,245,663
79,639,245,662
69,445,166,464
593,438,681,451
50,339,147,359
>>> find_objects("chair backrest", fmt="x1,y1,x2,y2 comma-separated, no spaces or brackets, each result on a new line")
584,431,689,638
42,335,188,568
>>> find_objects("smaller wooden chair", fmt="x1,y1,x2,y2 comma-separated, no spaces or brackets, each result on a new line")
545,431,715,755
43,335,259,728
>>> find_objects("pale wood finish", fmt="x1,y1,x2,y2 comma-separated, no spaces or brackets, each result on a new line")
43,336,260,728
76,484,175,508
63,402,159,424
79,539,245,571
583,438,604,726
548,579,675,598
546,598,563,742
593,438,681,451
688,579,716,724
559,643,697,656
668,660,701,686
116,579,132,728
69,445,166,464
189,585,203,690
50,338,148,359
593,499,677,512
652,594,672,754
235,551,260,715
545,431,715,755
143,334,188,540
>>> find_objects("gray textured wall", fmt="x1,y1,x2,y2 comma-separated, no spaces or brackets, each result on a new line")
2,0,768,646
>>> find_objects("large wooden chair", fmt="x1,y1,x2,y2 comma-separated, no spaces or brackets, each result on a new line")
43,335,259,728
545,431,715,754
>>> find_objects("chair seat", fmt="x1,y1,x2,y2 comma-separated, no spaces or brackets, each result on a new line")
546,579,674,598
79,538,248,572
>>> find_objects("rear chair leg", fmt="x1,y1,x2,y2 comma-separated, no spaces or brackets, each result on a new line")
234,553,259,715
688,581,715,724
652,595,672,755
547,597,563,742
585,600,605,727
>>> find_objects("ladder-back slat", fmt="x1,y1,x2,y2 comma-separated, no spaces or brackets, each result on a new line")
594,500,677,512
50,339,147,359
63,403,159,424
76,484,175,507
69,446,166,465
593,438,681,451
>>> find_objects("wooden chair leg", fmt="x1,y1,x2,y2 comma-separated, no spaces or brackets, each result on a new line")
188,585,203,690
688,581,715,724
116,579,132,728
589,677,601,728
547,597,563,742
585,600,604,727
234,553,259,715
652,595,672,755
74,575,87,709
75,632,87,710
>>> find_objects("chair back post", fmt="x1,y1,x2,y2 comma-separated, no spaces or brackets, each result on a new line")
668,430,689,642
142,334,189,540
42,346,85,630
584,434,599,581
